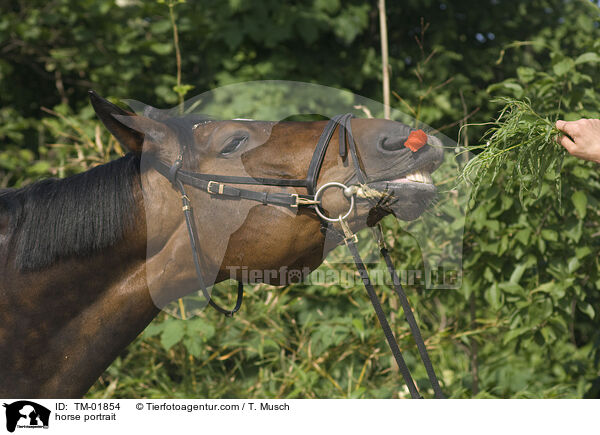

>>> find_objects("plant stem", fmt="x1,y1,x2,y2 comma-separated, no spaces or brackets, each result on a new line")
469,292,479,395
168,0,184,113
378,0,390,120
167,0,187,314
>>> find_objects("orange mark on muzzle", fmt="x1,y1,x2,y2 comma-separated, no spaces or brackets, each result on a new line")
404,129,428,152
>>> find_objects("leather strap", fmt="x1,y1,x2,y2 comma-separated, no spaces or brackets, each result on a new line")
177,180,243,317
344,234,422,399
168,157,183,186
381,247,446,398
305,114,346,195
154,159,315,208
171,169,309,188
342,114,367,185
342,231,445,398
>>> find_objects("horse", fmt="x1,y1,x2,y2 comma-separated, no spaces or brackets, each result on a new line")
0,91,443,398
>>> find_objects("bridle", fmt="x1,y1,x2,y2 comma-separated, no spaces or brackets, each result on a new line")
151,114,445,399
153,113,364,207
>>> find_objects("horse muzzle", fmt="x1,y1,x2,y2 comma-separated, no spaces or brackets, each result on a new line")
348,134,443,224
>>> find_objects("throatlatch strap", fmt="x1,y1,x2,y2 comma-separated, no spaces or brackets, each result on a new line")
381,247,446,399
344,236,422,399
178,181,243,317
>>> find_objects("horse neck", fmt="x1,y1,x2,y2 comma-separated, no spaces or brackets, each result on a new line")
0,186,158,398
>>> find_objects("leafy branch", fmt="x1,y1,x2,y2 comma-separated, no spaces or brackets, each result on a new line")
460,97,566,208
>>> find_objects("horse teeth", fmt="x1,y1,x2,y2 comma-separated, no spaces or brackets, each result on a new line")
404,170,432,184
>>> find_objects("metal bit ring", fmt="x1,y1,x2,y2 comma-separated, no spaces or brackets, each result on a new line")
314,182,355,222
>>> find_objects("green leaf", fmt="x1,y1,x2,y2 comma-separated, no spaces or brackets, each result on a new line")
567,257,580,274
571,191,587,218
160,320,185,350
485,220,500,231
540,229,558,242
228,0,243,11
499,282,525,296
575,246,591,259
173,84,194,97
483,267,495,283
187,318,216,340
574,52,600,65
532,281,555,295
509,263,527,285
485,283,503,310
503,326,529,345
352,318,364,333
553,58,575,76
529,297,554,322
514,228,531,245
315,0,340,13
28,161,51,175
563,219,583,243
539,326,557,344
150,42,172,55
183,337,204,358
500,82,524,97
143,322,164,338
578,302,595,319
151,20,173,34
517,66,536,83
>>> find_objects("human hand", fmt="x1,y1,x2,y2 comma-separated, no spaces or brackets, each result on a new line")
555,118,600,163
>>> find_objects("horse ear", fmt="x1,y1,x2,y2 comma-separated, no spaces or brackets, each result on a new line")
89,90,167,155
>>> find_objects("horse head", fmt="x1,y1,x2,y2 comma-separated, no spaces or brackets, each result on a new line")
89,91,444,308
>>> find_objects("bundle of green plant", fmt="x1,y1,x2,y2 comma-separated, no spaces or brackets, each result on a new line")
461,97,565,207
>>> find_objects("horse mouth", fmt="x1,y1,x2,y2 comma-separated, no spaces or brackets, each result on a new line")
364,166,438,226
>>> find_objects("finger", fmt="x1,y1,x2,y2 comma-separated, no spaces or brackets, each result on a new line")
558,134,576,152
555,119,579,138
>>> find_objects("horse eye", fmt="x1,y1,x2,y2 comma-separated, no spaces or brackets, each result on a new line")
220,135,247,156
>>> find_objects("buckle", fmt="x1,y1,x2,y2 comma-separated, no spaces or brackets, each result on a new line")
343,233,359,246
207,181,224,195
339,215,358,246
372,223,386,250
291,194,320,208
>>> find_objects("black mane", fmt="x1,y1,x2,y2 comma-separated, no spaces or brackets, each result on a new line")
0,153,141,271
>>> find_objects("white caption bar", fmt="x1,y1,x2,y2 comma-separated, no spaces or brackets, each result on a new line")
0,398,596,434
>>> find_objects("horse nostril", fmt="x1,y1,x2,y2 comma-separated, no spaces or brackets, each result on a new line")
378,136,408,152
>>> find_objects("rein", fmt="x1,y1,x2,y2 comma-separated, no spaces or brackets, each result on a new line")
152,114,445,398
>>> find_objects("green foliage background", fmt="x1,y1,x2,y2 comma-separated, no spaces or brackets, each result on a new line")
1,0,600,398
